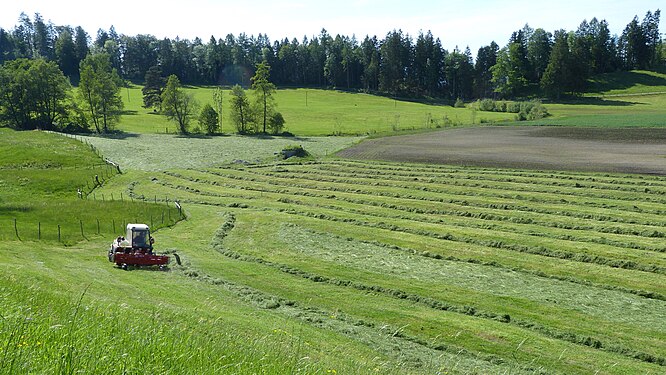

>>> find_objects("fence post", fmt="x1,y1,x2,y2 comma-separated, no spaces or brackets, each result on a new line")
14,218,19,240
111,193,114,201
161,211,164,224
80,220,84,237
58,225,61,242
97,219,100,235
38,222,41,240
120,192,123,201
102,194,105,201
113,219,116,233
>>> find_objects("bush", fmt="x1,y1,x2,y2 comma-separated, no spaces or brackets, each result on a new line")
268,112,286,135
478,99,496,112
506,102,521,113
454,98,465,108
280,144,309,159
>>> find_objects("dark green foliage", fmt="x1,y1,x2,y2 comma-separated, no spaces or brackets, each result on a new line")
161,74,198,134
77,53,124,133
0,10,662,101
142,65,165,110
198,103,219,134
0,58,71,130
268,112,285,134
251,62,276,133
230,84,253,134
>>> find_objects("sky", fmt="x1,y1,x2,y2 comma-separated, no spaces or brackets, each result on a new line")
1,0,663,54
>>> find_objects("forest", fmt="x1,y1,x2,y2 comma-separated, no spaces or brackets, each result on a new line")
0,10,663,100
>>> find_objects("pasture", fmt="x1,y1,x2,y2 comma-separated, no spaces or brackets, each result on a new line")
117,85,513,136
3,125,664,373
3,67,666,372
110,69,666,136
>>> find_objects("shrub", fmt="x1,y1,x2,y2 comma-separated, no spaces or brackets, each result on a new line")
478,99,496,112
280,144,309,159
454,98,465,108
268,112,286,135
506,102,521,113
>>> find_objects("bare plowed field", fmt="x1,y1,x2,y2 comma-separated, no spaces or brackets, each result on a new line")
337,126,666,174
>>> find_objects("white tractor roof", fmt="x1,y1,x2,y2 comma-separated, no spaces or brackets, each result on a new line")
126,223,150,231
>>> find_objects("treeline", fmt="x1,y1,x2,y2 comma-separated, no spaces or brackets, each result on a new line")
0,10,663,100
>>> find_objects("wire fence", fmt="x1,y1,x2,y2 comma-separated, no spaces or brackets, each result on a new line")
1,205,182,244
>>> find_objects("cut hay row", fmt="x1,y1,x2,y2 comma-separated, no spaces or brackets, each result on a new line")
125,159,666,373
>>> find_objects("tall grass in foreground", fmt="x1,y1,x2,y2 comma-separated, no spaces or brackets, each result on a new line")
0,274,374,374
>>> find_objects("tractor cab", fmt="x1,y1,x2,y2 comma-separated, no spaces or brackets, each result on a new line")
127,223,152,250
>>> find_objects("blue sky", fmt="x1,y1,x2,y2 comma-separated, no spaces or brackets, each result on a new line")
1,0,662,53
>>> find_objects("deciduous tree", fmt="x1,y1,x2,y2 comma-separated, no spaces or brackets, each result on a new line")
251,61,276,133
161,74,197,134
78,53,124,133
0,58,70,130
198,103,218,134
230,84,252,133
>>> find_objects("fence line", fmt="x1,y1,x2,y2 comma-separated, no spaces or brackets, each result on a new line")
1,209,184,243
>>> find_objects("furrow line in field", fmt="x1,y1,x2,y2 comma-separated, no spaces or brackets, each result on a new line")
303,162,666,193
294,164,666,202
130,180,666,301
252,169,666,217
208,217,666,367
165,170,666,258
202,168,666,230
325,159,666,185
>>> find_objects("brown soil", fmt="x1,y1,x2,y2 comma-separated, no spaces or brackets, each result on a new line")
336,126,666,175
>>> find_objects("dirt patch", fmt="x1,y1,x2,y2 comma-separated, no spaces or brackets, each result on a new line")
336,126,666,175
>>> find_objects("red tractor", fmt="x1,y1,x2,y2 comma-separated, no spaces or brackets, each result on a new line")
108,224,175,270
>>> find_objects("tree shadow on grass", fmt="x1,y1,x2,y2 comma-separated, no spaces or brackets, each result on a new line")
546,97,642,106
87,132,141,140
588,70,666,93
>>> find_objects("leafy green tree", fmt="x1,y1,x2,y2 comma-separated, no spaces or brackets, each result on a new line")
230,84,252,133
161,74,198,134
32,13,53,60
268,112,285,134
474,42,498,98
251,61,276,133
491,43,528,98
541,30,574,99
527,28,552,82
78,53,124,133
142,65,165,110
198,103,218,134
379,30,411,95
0,58,70,130
212,87,224,132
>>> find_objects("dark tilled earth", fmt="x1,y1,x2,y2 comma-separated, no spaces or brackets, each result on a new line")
337,126,666,175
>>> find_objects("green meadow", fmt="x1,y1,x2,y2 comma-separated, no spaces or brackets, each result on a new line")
2,69,666,373
111,69,666,136
1,127,665,373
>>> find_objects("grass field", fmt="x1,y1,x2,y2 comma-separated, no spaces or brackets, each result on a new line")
108,69,666,136
0,129,181,243
113,159,666,373
116,85,514,136
3,68,666,373
3,124,665,373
